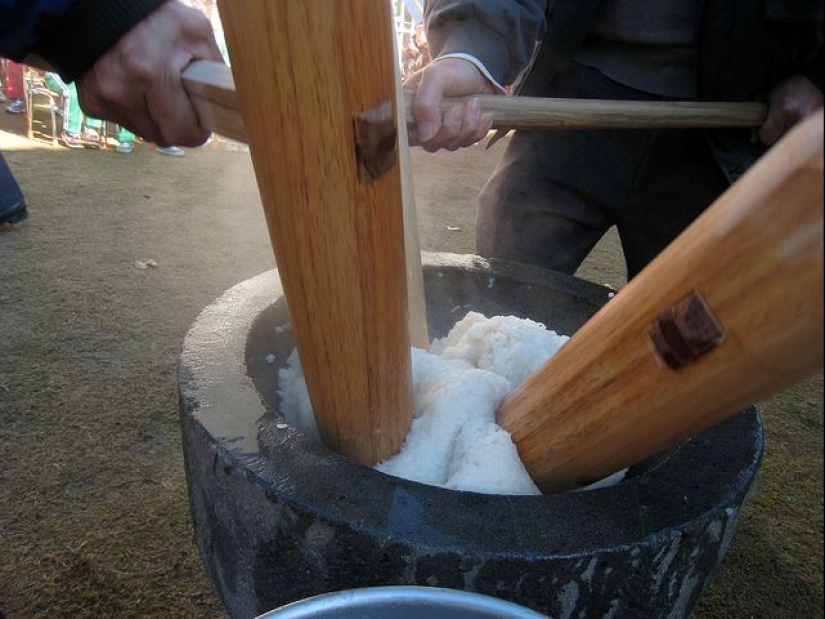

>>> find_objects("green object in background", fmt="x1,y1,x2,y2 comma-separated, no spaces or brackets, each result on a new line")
43,73,135,143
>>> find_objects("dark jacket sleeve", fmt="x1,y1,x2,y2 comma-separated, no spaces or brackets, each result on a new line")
800,45,824,91
699,0,824,182
424,0,549,86
1,0,168,82
0,0,73,60
698,0,824,101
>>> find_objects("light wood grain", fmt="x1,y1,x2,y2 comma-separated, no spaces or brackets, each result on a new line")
497,110,824,494
216,0,413,466
393,34,430,350
183,60,246,143
420,94,768,130
183,60,768,137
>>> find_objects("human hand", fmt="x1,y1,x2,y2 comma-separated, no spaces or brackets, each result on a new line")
406,57,497,152
758,75,823,146
76,0,224,147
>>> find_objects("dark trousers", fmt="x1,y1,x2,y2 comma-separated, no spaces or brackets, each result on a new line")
476,61,730,279
1,151,26,217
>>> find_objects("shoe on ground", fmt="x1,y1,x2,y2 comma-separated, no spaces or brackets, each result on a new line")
81,127,101,149
5,99,25,114
61,132,85,149
116,141,135,154
155,145,184,157
0,201,28,226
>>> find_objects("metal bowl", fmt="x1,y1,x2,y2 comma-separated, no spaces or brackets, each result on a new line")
255,586,547,619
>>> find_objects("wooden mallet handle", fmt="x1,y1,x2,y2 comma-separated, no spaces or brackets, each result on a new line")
182,60,768,140
497,110,824,494
409,94,767,131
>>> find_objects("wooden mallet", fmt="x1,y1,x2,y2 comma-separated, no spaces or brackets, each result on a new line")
497,110,824,493
215,0,416,466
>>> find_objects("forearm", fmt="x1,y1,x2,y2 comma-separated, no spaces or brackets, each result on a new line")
425,0,547,87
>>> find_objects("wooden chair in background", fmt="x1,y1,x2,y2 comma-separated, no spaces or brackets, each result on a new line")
23,69,114,149
24,68,60,146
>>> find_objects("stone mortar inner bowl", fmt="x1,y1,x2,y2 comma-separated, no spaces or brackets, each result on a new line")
179,252,763,619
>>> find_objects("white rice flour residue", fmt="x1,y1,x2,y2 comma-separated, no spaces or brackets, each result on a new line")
277,312,569,496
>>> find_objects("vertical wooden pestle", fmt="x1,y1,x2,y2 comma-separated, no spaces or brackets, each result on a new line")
217,0,414,466
497,111,824,493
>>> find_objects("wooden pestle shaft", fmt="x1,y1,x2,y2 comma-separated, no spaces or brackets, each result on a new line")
216,0,414,465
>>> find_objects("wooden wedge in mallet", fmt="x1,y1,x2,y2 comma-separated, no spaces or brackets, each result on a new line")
215,0,415,466
497,110,824,494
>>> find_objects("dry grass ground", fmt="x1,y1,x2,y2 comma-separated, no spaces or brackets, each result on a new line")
1,108,822,618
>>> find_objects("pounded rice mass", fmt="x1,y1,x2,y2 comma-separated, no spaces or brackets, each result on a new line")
278,312,569,496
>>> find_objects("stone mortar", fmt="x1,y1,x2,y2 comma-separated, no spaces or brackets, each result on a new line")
179,252,763,619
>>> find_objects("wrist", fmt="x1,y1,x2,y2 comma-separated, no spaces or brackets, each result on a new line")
432,22,516,86
434,53,507,94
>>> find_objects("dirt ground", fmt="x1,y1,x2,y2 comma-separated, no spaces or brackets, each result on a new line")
1,108,822,618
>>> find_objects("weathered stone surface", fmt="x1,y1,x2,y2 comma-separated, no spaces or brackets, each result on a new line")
179,254,763,619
